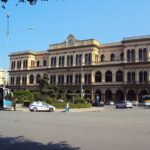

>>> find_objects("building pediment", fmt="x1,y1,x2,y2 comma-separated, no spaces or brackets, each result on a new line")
49,34,100,50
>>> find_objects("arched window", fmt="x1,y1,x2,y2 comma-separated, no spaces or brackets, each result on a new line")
79,74,81,84
70,55,73,66
127,50,130,61
120,53,124,61
132,72,135,82
30,75,34,84
127,72,131,83
70,74,73,84
139,71,143,83
16,77,20,85
75,74,78,84
88,73,91,84
76,55,79,65
79,54,82,65
36,74,41,84
58,75,61,84
37,61,40,67
139,49,142,61
131,49,135,61
51,57,54,66
67,75,69,84
116,70,123,82
144,71,148,83
61,75,64,84
110,53,115,61
89,53,91,64
54,57,56,66
95,71,102,82
143,48,147,61
101,54,105,62
105,71,112,82
43,60,47,66
84,74,88,84
43,73,48,80
85,54,88,65
62,56,64,66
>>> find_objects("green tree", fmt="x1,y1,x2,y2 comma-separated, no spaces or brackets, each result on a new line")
13,90,34,103
1,0,48,5
1,0,64,9
34,75,59,102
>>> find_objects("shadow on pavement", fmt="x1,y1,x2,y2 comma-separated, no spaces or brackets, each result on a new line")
0,135,80,150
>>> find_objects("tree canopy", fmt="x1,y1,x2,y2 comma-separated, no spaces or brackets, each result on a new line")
1,0,48,5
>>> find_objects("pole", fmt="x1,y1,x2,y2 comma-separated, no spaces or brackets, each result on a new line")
80,54,83,98
4,14,10,87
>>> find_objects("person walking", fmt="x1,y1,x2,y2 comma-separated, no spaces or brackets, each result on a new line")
65,102,69,112
13,99,17,111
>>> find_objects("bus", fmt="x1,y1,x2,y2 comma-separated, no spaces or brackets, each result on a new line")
0,87,13,110
141,95,150,107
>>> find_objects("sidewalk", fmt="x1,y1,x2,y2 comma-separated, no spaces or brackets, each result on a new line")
14,104,104,112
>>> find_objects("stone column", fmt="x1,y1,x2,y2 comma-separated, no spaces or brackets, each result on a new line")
102,72,105,83
73,54,76,66
64,74,67,85
112,72,116,83
72,72,75,85
91,71,95,84
147,45,150,62
124,69,127,83
55,74,58,85
124,47,127,63
56,55,59,67
20,75,23,86
64,54,67,67
26,74,30,86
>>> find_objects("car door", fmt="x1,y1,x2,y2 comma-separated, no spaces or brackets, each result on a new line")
42,102,49,111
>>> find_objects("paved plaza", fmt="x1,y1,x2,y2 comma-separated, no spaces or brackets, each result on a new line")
0,106,150,150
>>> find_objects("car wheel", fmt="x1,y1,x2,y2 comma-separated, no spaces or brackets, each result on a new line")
33,107,37,112
49,108,54,112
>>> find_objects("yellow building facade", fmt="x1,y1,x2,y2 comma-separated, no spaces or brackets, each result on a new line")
9,35,150,103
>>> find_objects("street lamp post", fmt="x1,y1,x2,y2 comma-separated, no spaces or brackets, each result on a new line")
80,54,84,98
0,14,34,87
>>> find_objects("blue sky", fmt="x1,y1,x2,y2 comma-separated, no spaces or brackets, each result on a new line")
0,0,150,70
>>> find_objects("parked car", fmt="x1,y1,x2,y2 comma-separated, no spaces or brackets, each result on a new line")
29,101,55,112
116,101,133,108
109,101,115,105
99,101,104,107
144,101,150,107
105,101,114,105
132,101,139,106
56,99,64,103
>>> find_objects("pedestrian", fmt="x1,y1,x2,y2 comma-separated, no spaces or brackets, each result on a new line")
65,102,69,112
13,99,17,111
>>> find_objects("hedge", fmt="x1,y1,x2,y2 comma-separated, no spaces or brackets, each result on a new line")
51,103,92,109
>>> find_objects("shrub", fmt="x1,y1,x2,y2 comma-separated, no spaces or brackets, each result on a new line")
47,97,56,104
13,90,34,103
51,103,92,109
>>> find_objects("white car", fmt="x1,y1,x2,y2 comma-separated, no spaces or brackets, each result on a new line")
144,101,150,107
116,101,133,108
29,101,55,112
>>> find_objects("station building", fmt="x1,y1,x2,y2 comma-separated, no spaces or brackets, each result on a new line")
9,34,150,103
0,68,5,86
